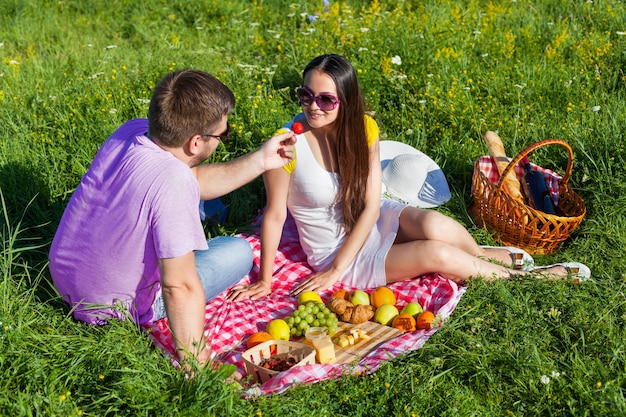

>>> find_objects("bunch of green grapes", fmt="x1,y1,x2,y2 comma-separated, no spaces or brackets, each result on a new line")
285,301,339,338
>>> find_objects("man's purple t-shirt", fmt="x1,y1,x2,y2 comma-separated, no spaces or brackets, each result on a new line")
49,118,208,325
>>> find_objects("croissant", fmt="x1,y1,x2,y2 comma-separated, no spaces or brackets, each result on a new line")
339,307,354,323
327,296,352,315
350,305,375,324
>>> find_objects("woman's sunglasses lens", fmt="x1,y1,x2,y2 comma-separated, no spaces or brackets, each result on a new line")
318,95,337,110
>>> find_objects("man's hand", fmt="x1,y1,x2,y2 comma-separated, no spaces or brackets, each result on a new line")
259,130,296,171
194,130,296,200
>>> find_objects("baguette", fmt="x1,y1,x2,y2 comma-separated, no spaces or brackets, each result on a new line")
482,131,524,202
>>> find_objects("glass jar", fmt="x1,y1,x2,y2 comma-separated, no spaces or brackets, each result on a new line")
304,327,327,347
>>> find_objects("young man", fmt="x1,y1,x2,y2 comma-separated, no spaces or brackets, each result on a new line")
49,69,296,366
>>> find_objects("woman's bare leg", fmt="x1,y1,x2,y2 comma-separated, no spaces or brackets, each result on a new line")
384,239,518,284
395,207,523,268
384,239,569,284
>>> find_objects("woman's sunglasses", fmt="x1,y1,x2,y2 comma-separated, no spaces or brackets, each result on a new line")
296,86,340,111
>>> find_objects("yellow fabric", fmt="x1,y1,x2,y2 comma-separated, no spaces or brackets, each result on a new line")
283,115,379,174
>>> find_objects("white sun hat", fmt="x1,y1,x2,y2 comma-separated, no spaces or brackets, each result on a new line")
380,140,451,208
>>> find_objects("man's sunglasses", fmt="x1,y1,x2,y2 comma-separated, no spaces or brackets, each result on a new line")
202,123,231,141
296,87,340,111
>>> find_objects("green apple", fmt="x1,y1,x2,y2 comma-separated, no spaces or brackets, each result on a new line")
374,303,399,326
400,302,423,318
350,290,370,306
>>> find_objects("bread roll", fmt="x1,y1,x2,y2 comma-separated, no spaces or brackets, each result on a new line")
483,131,524,202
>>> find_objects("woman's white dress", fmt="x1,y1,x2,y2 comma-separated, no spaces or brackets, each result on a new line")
287,133,407,288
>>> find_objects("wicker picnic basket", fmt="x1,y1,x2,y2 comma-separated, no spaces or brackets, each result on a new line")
471,138,586,255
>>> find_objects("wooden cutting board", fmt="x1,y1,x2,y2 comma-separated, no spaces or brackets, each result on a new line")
332,321,403,364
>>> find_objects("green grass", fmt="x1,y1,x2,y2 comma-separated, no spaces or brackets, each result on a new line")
1,0,625,415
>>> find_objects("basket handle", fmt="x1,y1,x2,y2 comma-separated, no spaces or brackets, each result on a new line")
496,138,574,191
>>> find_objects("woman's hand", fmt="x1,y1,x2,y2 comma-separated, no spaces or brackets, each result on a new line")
291,269,341,295
226,281,271,302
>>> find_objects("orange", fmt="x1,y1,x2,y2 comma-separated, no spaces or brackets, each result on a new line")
246,331,278,354
370,286,396,308
246,331,273,349
392,313,417,332
416,311,435,330
331,289,350,300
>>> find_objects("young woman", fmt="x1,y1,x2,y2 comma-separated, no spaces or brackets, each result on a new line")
227,54,589,301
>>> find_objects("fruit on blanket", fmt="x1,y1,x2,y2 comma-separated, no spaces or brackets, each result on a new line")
330,289,350,300
267,319,290,340
246,332,278,354
370,286,396,308
246,331,274,349
400,302,423,318
350,290,370,306
392,314,417,332
374,303,399,326
285,302,339,338
416,311,435,330
298,291,323,305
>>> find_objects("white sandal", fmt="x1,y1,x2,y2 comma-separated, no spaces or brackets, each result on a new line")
532,262,591,283
480,245,535,271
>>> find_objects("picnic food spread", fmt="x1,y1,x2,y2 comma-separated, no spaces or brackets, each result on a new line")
242,286,442,383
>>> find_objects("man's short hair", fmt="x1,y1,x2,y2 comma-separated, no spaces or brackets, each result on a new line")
148,69,235,147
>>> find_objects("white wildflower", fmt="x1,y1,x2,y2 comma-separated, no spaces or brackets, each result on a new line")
109,108,117,114
617,31,625,36
551,371,561,378
591,106,601,112
105,45,117,49
360,27,369,32
391,55,402,65
540,375,550,385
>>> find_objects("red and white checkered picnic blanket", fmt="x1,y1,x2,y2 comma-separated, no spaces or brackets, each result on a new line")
143,215,465,396
476,156,562,205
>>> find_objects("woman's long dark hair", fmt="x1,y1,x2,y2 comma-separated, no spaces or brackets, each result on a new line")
303,54,369,234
